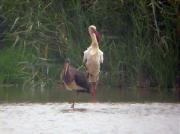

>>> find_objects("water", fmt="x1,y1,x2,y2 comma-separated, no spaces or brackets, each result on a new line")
0,86,179,134
0,103,180,134
0,85,178,103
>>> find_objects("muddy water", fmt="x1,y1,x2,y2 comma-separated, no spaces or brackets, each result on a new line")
0,103,180,134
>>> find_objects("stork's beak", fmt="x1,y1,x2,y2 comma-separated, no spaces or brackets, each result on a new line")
64,61,69,75
94,30,101,43
64,62,68,68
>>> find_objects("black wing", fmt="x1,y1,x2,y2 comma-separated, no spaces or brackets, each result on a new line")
74,70,90,92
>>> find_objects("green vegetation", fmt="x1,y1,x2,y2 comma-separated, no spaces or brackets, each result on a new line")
0,0,179,92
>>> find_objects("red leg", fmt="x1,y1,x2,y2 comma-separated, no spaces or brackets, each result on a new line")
93,84,96,96
90,83,95,96
90,83,97,103
90,84,93,96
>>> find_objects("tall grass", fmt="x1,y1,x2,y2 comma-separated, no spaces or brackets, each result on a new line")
0,0,179,91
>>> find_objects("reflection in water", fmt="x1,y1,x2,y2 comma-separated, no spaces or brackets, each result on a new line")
61,108,87,113
0,85,178,103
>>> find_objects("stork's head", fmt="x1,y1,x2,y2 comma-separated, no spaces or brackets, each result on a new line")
88,25,96,33
88,25,101,43
65,58,70,64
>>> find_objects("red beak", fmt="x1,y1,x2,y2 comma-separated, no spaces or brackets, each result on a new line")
94,31,101,43
92,29,101,43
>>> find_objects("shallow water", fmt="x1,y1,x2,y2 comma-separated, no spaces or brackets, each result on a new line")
0,86,178,103
0,86,179,133
0,103,180,134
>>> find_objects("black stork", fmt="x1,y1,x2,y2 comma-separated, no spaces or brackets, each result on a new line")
61,58,90,109
83,25,103,100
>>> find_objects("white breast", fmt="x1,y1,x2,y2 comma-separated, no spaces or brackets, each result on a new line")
85,49,103,75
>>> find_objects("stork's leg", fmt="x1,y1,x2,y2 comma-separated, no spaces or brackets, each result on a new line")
90,82,97,102
71,92,76,109
90,82,97,96
71,101,75,109
71,91,79,109
93,83,97,96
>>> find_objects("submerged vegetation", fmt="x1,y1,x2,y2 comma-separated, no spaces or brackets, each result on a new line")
0,0,179,93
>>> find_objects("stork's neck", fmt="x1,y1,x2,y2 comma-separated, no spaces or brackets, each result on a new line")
91,42,99,49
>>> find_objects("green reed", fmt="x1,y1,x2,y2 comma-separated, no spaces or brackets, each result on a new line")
0,0,179,91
